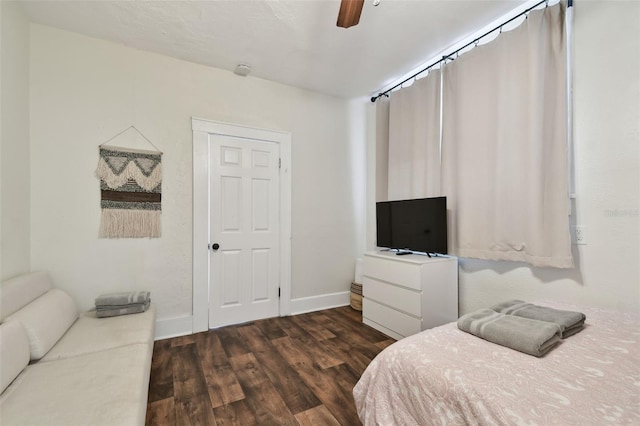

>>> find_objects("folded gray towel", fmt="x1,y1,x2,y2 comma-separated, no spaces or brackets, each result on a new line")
96,300,150,318
95,291,150,307
491,300,586,338
96,302,150,311
457,309,562,357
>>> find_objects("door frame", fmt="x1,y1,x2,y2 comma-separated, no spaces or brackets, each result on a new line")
192,117,292,333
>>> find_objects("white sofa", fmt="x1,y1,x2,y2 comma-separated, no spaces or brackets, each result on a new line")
0,272,156,426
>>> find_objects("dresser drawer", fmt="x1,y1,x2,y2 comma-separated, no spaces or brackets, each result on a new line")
362,276,421,317
363,299,421,338
363,255,421,290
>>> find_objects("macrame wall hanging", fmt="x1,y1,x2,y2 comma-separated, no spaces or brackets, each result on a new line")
96,126,163,238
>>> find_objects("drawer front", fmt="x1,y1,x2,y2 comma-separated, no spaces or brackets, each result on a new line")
362,277,421,317
363,256,421,290
363,299,421,338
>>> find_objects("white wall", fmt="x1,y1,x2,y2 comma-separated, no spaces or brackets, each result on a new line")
366,0,640,314
29,24,366,329
0,1,30,280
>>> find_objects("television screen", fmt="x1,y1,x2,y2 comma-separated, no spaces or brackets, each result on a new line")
376,197,448,255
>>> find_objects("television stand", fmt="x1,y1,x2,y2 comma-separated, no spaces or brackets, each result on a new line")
362,251,458,340
391,250,440,258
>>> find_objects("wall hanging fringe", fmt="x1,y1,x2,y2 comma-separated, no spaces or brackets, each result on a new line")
96,145,162,238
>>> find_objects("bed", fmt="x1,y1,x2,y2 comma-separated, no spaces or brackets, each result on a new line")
353,302,640,425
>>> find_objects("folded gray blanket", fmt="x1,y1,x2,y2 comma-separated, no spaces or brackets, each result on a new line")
96,300,150,318
491,300,586,338
96,302,150,310
457,309,562,357
95,291,150,307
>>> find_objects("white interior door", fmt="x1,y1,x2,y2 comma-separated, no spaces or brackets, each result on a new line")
209,134,280,328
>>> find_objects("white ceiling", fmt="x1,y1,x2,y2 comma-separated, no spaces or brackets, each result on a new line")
19,0,528,99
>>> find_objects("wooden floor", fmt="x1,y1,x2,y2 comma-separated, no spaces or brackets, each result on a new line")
145,306,395,426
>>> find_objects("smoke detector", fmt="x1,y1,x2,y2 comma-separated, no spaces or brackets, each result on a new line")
233,64,251,77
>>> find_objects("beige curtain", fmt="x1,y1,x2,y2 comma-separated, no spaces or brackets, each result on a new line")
375,97,390,202
388,69,442,200
441,3,572,268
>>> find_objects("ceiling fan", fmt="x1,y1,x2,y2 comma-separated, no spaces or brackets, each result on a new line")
336,0,369,29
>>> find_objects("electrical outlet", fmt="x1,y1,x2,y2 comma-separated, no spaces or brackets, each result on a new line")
573,225,587,245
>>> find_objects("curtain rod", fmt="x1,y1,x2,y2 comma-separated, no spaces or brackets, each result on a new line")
370,0,572,103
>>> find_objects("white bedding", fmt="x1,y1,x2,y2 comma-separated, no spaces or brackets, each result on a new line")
353,303,640,425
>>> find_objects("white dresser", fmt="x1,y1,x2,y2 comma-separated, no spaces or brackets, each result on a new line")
362,251,458,340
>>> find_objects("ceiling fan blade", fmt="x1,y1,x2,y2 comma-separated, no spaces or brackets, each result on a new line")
337,0,364,28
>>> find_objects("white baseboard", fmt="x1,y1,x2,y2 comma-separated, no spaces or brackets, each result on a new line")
155,293,350,339
155,315,193,340
289,291,351,315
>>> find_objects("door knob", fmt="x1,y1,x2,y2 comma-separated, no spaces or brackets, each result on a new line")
211,243,220,250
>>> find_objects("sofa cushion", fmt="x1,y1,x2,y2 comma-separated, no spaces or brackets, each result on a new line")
41,304,156,362
0,271,52,322
0,322,30,394
6,289,78,360
0,343,152,426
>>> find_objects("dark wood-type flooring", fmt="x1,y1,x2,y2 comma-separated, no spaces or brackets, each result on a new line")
146,306,395,426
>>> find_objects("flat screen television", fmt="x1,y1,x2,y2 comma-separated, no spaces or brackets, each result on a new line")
376,196,448,255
